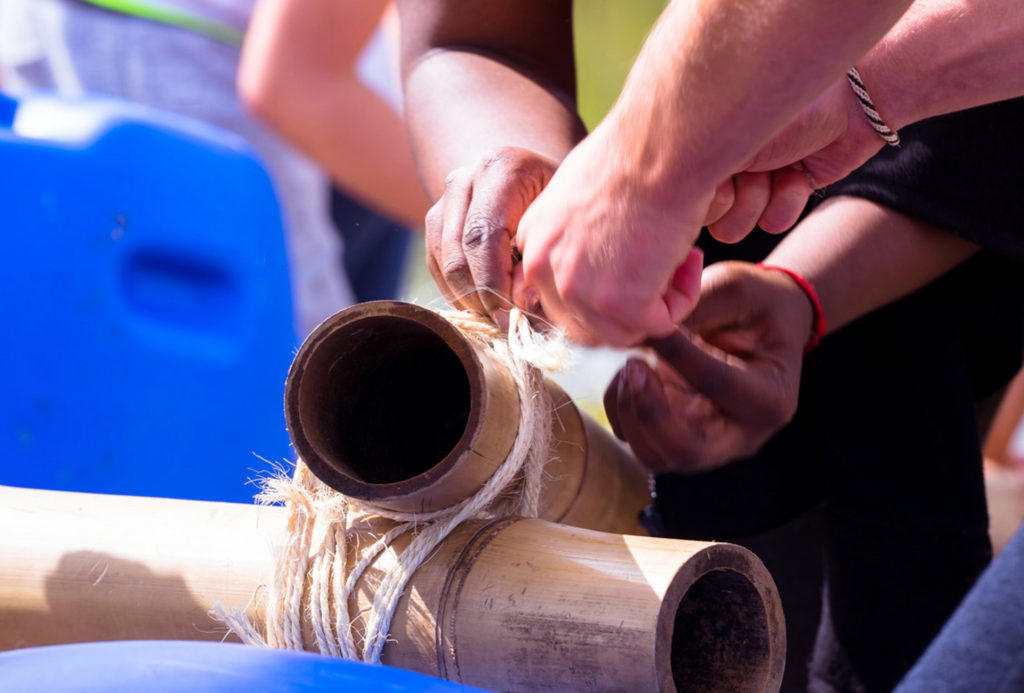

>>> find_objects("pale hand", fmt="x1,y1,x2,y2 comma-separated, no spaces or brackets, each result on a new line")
514,132,707,347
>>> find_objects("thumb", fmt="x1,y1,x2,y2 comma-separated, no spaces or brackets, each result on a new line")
663,247,704,326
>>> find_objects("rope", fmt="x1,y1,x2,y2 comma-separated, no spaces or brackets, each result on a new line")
846,67,900,146
213,307,570,661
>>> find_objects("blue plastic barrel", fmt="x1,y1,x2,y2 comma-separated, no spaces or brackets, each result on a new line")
0,641,493,693
0,91,298,502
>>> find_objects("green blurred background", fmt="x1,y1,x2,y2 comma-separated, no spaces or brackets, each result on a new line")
573,0,668,130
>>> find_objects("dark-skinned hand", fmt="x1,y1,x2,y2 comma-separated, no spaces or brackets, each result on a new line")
604,261,814,475
424,146,558,329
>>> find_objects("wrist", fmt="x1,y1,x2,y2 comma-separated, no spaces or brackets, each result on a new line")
855,39,926,132
756,264,827,355
855,1,996,131
845,67,900,146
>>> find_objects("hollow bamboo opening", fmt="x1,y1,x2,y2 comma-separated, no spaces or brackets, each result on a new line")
296,314,472,486
669,569,771,692
286,302,515,511
286,301,650,533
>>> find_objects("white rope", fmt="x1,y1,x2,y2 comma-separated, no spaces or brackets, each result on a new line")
212,307,569,661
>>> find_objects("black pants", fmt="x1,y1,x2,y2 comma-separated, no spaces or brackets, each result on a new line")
330,188,413,303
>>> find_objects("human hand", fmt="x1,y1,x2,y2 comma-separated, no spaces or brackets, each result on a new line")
707,78,887,240
425,147,558,327
513,131,707,347
603,261,812,475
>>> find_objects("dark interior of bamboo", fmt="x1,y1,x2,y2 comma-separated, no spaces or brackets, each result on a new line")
302,316,471,485
670,569,772,692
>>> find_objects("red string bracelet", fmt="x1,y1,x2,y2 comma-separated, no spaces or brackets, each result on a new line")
756,263,827,355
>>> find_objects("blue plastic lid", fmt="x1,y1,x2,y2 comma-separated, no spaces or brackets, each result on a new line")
0,641,493,693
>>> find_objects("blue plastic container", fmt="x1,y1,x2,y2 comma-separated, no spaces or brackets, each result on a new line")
0,641,492,693
0,91,298,502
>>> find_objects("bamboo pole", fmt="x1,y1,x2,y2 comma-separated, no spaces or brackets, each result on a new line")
0,485,784,692
285,301,649,534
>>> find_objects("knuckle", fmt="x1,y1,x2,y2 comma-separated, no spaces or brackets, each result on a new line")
480,147,551,195
462,213,504,251
441,256,471,281
480,147,508,169
444,166,470,187
479,145,521,171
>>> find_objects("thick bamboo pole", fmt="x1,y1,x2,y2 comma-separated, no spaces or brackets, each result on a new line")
0,485,784,692
284,301,649,534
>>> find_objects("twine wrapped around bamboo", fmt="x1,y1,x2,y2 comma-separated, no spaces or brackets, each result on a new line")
0,484,785,692
0,304,786,690
257,305,650,664
285,301,649,535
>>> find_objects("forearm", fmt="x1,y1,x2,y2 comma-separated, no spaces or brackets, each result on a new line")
239,0,429,227
859,0,1024,131
765,196,978,334
596,0,914,205
247,78,428,227
398,0,586,199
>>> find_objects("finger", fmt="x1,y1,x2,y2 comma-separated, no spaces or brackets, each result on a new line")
663,247,704,326
496,262,529,332
706,171,771,243
758,165,813,233
704,178,736,226
539,260,683,347
438,170,488,315
645,327,756,418
612,359,681,474
603,368,627,441
462,160,544,322
515,264,646,347
424,198,462,307
619,359,728,475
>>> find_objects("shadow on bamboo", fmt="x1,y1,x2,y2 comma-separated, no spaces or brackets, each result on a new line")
0,486,784,692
